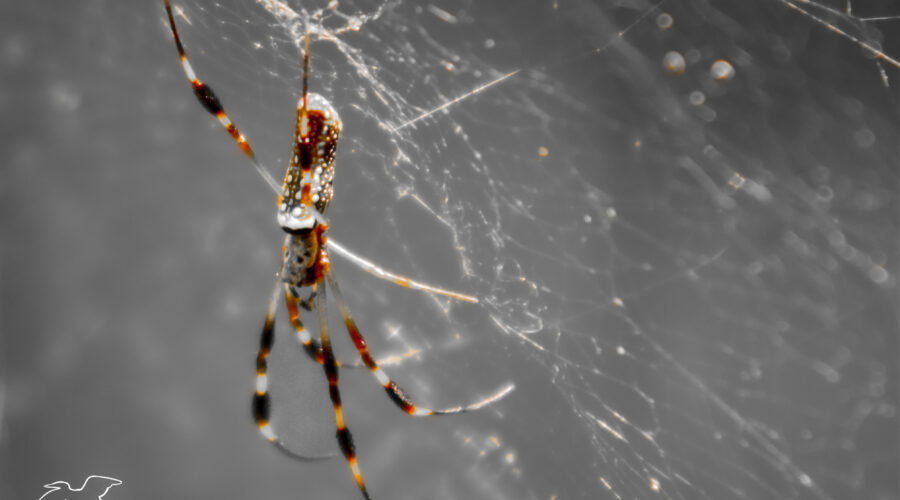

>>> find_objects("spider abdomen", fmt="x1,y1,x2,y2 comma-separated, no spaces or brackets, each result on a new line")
276,93,341,232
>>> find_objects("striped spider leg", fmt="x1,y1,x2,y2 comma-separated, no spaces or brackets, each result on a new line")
163,2,514,498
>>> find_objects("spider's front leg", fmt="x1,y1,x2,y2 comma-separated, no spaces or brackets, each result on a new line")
297,289,317,311
324,267,515,417
314,252,373,500
284,283,327,365
251,265,333,461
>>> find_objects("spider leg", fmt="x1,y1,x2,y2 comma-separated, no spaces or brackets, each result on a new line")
298,289,317,311
327,239,478,303
284,283,327,365
163,0,280,194
252,269,333,461
324,267,514,416
285,283,376,370
316,283,373,500
284,288,415,369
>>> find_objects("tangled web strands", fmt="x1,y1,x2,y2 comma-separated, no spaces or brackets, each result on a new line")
171,1,899,499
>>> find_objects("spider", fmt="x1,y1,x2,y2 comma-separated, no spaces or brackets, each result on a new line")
163,2,513,498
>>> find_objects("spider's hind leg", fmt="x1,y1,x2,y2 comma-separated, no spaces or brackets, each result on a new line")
163,0,280,193
164,0,255,158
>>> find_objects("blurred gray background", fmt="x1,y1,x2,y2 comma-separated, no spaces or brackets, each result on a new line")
2,1,898,499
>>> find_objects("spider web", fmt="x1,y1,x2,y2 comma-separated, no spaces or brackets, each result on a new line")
161,0,898,498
